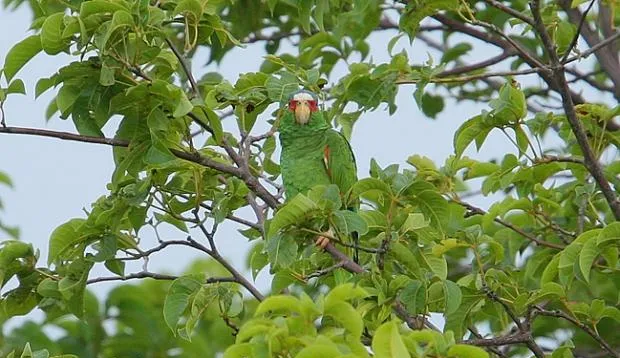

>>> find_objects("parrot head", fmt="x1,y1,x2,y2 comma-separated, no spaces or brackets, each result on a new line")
288,90,319,125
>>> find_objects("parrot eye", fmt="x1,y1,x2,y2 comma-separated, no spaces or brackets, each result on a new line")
288,100,297,111
309,100,318,112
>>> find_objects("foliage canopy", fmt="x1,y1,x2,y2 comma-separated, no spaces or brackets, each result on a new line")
0,0,619,357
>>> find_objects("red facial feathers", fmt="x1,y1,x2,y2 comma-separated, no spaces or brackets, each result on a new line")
288,99,318,112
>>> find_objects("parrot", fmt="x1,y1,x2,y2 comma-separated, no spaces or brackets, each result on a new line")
278,89,359,259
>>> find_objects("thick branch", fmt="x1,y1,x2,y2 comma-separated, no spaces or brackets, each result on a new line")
432,14,586,105
559,0,620,99
529,0,620,221
464,332,530,346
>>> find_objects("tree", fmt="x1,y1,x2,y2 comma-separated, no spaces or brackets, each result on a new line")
0,0,619,357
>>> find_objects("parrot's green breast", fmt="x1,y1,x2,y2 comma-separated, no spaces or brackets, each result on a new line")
279,111,332,199
279,110,357,201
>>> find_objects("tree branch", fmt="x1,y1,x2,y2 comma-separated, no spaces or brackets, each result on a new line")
87,271,178,284
534,306,620,358
165,37,201,97
464,332,530,347
560,0,596,62
438,50,515,77
432,14,586,105
483,0,536,26
482,284,545,358
559,0,620,99
193,213,265,301
529,0,620,221
455,199,565,249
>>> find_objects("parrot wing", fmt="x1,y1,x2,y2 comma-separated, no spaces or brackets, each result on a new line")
323,129,358,205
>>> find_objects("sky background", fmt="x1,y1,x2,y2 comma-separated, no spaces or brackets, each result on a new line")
0,3,600,335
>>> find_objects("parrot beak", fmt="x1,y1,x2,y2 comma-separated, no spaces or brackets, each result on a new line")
294,101,311,125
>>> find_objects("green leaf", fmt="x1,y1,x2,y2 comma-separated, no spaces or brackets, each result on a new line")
315,0,329,32
154,212,188,233
47,218,86,265
3,35,42,82
297,0,312,34
163,275,203,334
104,259,125,276
56,85,81,115
420,93,444,119
578,234,598,283
399,281,426,315
6,79,26,95
255,295,303,316
41,13,69,55
58,259,93,318
441,43,472,64
80,0,129,18
399,0,458,40
324,301,363,338
400,213,429,233
555,21,576,55
443,280,462,315
271,270,295,293
447,345,489,358
597,222,620,247
444,289,484,339
99,63,116,86
372,321,410,358
333,210,369,235
268,194,318,238
350,178,393,199
35,77,56,98
265,233,298,269
489,82,526,123
145,139,177,165
296,345,342,358
454,115,491,158
265,73,298,103
325,283,368,305
422,253,447,280
0,171,13,187
181,286,219,339
99,10,134,49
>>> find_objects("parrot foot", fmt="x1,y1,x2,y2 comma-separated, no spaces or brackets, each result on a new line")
315,231,332,250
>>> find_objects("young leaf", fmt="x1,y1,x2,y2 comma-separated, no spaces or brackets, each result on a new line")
3,35,42,82
372,321,411,358
267,194,318,238
163,275,203,334
47,218,86,265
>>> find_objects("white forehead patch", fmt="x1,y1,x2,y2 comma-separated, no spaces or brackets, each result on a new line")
293,92,315,101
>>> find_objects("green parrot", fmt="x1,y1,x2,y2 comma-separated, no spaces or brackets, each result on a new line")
278,89,359,257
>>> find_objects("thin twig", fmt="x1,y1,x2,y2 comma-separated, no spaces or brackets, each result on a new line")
193,212,265,301
483,0,536,27
560,0,596,62
455,199,565,249
438,50,515,77
165,37,200,97
87,271,178,284
305,261,346,280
